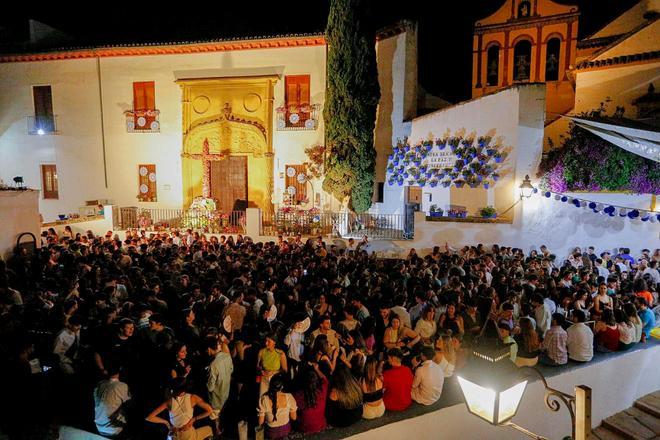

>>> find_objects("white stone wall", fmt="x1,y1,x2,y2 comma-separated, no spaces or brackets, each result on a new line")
0,190,41,260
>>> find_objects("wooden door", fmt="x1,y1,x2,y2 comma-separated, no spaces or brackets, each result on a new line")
210,156,247,212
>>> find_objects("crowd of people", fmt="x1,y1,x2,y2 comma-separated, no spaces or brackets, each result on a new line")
0,228,658,440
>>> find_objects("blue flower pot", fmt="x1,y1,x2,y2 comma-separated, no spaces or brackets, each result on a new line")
404,145,410,152
430,211,443,218
455,183,464,188
425,172,432,178
438,144,446,150
442,182,451,188
403,173,409,178
397,180,403,186
483,183,490,189
487,149,496,156
492,175,499,181
482,214,497,219
495,157,503,163
388,154,393,160
430,181,438,188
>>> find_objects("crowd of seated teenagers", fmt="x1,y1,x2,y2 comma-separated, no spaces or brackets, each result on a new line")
0,229,657,440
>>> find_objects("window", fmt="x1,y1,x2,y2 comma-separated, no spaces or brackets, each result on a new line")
545,38,561,81
285,164,307,203
138,164,157,202
41,164,58,199
33,85,55,133
375,182,384,203
131,82,158,131
284,75,311,128
486,45,500,86
513,40,532,82
518,0,531,18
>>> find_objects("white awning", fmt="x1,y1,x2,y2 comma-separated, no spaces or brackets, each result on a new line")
565,116,660,163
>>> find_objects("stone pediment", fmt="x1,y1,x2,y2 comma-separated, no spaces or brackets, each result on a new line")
183,113,268,157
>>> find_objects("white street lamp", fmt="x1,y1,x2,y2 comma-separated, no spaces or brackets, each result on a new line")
519,175,535,199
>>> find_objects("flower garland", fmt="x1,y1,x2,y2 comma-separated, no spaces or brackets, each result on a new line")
537,189,660,223
386,134,505,188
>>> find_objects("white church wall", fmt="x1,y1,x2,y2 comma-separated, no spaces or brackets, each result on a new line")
0,59,110,222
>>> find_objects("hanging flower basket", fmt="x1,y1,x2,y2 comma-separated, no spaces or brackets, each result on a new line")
454,180,465,188
436,138,447,149
478,136,492,148
483,181,491,189
404,145,411,152
486,148,497,157
442,180,452,188
494,153,504,163
429,179,438,188
492,173,500,181
403,172,409,178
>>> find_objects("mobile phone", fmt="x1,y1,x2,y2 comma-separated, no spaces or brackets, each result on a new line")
303,270,308,275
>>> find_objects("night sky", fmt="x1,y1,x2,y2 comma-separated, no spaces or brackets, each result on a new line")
0,0,639,102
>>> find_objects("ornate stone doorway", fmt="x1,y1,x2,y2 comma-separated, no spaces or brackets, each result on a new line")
177,76,277,215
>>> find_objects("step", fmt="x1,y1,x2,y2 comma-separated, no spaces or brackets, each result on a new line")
602,411,656,439
624,407,660,435
635,394,660,419
592,426,628,440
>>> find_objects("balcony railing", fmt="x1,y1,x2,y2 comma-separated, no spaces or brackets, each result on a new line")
27,115,58,135
118,207,245,234
261,210,412,240
124,109,160,133
275,103,320,131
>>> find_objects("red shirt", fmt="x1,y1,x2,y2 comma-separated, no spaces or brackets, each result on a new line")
383,365,413,411
294,376,328,434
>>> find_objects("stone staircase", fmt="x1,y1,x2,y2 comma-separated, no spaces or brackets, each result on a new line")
592,391,660,439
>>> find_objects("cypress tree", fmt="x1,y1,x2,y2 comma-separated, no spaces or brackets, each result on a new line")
323,0,380,213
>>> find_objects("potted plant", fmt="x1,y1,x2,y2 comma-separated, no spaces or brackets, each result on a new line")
403,172,409,178
429,204,444,218
417,177,427,186
423,140,434,152
454,180,465,188
448,137,461,151
429,179,438,188
477,136,492,148
453,159,465,172
435,137,447,149
447,208,467,218
467,146,478,159
387,163,394,172
455,147,465,159
483,180,491,189
494,152,504,163
397,177,404,186
486,148,497,157
479,206,497,219
492,172,500,181
408,166,419,177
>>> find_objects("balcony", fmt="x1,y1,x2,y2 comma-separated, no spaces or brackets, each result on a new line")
275,103,320,131
124,109,160,133
27,115,58,135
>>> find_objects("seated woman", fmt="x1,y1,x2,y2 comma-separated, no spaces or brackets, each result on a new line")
624,302,643,344
438,303,465,340
339,329,367,378
327,365,363,428
414,306,437,345
146,378,214,440
383,314,421,354
361,357,385,420
514,318,540,367
433,331,458,377
615,309,635,350
293,366,328,435
258,374,298,440
594,309,620,352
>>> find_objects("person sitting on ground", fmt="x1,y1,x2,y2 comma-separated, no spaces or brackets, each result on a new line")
566,309,593,362
411,346,444,406
540,313,568,366
514,317,540,367
382,348,413,412
594,309,620,352
433,331,459,377
623,302,643,344
327,364,363,427
293,366,328,435
257,374,297,440
383,314,421,353
361,357,385,420
636,297,656,341
414,305,437,345
615,308,635,351
94,362,131,438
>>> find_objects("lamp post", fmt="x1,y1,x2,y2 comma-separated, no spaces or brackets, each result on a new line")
457,319,591,440
519,174,535,199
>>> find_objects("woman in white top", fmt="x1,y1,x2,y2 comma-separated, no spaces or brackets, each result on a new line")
258,374,297,439
414,306,437,345
433,331,458,378
624,303,644,343
146,378,213,440
615,309,636,350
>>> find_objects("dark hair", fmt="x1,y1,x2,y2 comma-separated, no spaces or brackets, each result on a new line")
551,313,565,327
149,313,164,325
299,368,322,409
266,374,285,421
572,309,586,323
601,309,616,326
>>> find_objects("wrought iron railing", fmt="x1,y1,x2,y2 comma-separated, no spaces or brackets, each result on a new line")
275,103,321,130
118,207,245,234
261,210,412,240
124,109,160,133
27,115,58,135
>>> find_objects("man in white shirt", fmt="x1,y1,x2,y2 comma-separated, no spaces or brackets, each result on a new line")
531,294,551,337
94,364,131,437
566,310,593,362
411,347,444,405
595,258,610,279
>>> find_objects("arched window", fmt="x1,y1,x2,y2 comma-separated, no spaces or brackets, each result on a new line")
518,0,531,18
545,38,561,81
513,40,532,82
486,45,500,86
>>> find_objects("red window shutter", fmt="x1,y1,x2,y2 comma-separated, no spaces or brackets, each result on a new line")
133,82,155,110
138,164,157,202
41,164,58,199
285,75,311,126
